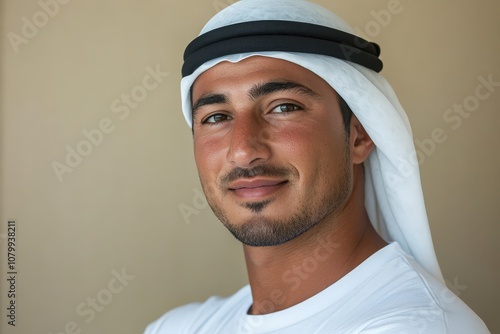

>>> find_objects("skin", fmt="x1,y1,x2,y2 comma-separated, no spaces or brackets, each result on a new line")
191,56,387,315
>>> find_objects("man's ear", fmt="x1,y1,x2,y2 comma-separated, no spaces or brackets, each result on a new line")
349,115,374,164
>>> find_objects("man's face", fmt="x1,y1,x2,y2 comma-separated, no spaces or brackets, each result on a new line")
191,56,354,247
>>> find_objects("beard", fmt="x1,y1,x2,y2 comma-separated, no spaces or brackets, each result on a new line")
201,145,352,247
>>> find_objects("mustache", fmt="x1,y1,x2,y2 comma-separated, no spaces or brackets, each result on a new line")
220,165,292,186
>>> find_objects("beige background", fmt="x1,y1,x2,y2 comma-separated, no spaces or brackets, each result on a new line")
1,0,498,333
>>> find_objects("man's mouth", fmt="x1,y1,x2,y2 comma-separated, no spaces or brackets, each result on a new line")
228,178,288,199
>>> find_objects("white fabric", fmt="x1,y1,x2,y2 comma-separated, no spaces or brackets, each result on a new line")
180,0,444,283
144,243,489,333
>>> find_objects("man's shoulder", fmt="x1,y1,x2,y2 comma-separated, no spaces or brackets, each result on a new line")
354,243,490,333
143,302,203,334
143,285,251,334
143,244,490,333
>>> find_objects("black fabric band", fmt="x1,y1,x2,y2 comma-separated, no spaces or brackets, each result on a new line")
182,20,383,77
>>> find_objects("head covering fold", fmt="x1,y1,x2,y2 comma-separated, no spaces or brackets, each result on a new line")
180,0,444,283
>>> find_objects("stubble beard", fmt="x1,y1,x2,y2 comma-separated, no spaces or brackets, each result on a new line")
201,148,352,247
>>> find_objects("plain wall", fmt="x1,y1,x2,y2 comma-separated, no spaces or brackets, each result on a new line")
1,0,498,333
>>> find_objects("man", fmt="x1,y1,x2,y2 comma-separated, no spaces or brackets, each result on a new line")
145,0,489,332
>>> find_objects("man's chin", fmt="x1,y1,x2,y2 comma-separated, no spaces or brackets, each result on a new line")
221,214,315,247
226,223,297,247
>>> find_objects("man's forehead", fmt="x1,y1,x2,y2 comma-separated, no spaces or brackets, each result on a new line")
191,56,332,99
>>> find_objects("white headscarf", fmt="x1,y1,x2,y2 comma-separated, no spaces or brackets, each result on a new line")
180,0,444,283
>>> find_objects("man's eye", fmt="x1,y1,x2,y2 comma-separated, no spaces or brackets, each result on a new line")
203,113,230,124
272,103,301,113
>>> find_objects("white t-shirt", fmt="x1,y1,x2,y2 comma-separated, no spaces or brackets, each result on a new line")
144,243,489,333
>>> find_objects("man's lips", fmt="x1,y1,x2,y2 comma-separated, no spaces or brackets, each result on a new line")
227,178,288,199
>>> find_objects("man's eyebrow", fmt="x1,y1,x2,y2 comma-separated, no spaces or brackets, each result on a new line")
192,93,228,117
191,81,319,120
248,81,320,100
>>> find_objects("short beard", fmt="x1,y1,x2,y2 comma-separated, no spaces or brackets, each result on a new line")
222,202,320,247
202,142,352,247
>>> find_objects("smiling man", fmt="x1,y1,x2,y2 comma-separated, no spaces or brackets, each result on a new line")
145,0,489,333
192,57,382,255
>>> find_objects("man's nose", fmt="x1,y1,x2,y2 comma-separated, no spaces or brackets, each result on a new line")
226,114,272,168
